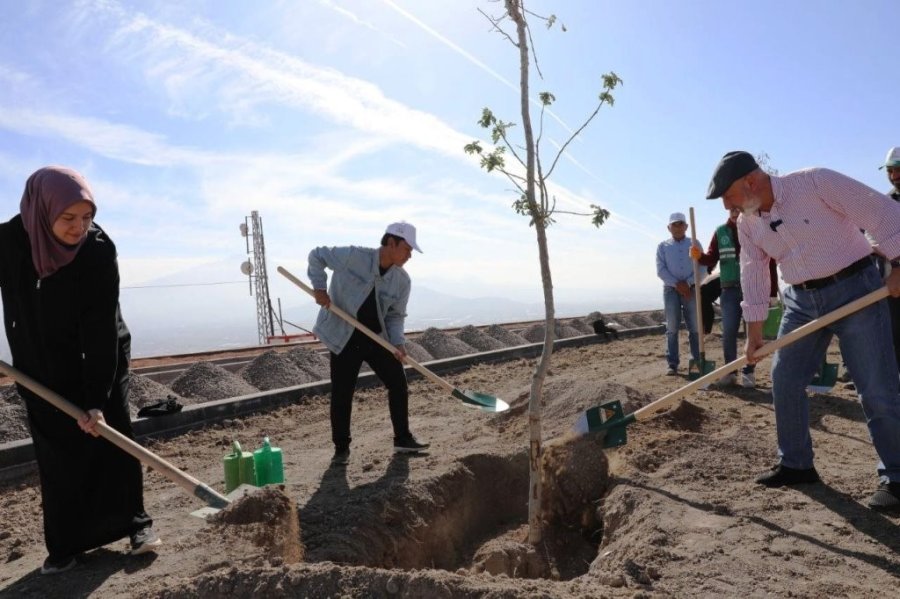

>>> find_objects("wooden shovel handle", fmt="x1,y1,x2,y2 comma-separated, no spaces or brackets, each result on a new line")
276,266,454,394
634,284,890,422
0,360,229,508
689,207,706,355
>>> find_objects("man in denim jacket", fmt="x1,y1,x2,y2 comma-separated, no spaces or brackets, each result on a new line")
308,222,430,465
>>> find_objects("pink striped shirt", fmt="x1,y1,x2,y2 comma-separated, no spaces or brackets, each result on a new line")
738,167,900,321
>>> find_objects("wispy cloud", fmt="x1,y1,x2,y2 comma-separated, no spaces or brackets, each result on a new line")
316,0,407,48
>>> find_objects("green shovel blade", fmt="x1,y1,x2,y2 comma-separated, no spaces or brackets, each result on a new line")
575,401,636,448
452,388,510,412
687,358,716,381
808,360,838,393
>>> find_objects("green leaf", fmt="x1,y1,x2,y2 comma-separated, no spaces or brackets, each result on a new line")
538,91,555,106
463,141,483,155
590,205,610,228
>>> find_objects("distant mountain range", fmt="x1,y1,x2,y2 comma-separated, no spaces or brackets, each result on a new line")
0,258,661,360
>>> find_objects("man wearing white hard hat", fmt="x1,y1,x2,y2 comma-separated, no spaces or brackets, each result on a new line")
308,221,429,465
656,212,702,375
880,146,900,201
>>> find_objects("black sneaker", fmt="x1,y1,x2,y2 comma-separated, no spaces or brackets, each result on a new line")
867,481,900,511
130,526,162,555
394,435,430,453
756,464,820,487
331,447,350,466
40,555,76,575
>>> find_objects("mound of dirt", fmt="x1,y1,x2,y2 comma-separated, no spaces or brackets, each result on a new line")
128,374,184,418
417,327,476,359
241,351,316,391
403,339,434,363
285,347,330,381
485,324,529,347
455,326,505,352
171,362,258,401
648,310,665,324
0,386,28,445
208,486,303,564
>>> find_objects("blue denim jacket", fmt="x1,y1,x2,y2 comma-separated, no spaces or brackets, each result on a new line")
307,245,410,354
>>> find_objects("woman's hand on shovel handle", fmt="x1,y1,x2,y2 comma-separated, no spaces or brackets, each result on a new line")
744,321,765,364
78,409,105,437
313,289,331,308
394,344,407,363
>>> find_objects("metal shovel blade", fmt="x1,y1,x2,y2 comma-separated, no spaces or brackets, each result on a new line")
687,357,716,381
572,400,635,448
452,388,510,412
807,360,838,393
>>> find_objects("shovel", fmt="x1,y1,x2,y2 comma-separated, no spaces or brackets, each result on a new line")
576,284,890,448
687,208,716,380
0,360,231,515
277,266,509,413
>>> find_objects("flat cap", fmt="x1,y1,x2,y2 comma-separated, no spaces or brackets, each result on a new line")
706,151,759,199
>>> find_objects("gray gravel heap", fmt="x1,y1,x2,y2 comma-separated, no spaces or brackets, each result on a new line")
128,374,185,418
417,327,477,359
649,310,666,324
456,325,505,352
403,339,434,363
485,324,530,347
0,385,28,444
567,318,595,335
286,347,331,381
171,361,258,401
521,320,582,342
241,350,317,391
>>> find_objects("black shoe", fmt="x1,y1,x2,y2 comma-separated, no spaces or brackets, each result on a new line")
130,526,162,555
331,447,350,466
756,464,820,487
41,555,76,575
867,481,900,511
394,435,430,453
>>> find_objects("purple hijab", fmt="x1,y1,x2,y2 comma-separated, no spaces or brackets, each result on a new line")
19,166,97,279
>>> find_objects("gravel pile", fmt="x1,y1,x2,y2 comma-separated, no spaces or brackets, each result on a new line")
649,310,666,324
403,339,434,363
241,351,317,391
521,321,582,342
0,385,28,444
128,374,185,417
417,327,477,359
485,324,529,347
567,318,595,335
171,362,258,402
456,325,505,352
286,347,330,381
627,313,657,327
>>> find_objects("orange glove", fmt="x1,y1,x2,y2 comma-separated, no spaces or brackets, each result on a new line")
689,245,702,261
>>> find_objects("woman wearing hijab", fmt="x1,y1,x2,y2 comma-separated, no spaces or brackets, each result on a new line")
0,166,160,574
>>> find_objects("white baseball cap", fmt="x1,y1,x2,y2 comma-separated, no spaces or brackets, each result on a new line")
385,221,422,253
880,147,900,170
668,212,687,224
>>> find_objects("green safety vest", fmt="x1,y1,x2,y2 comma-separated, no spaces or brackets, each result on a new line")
716,224,740,285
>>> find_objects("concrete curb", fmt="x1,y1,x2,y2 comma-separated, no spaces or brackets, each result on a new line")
0,325,663,481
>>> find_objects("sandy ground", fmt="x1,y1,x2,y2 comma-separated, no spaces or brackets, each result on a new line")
0,329,898,598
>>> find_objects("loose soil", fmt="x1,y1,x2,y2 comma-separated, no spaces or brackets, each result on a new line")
1,327,898,597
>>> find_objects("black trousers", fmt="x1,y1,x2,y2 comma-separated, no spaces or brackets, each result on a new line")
329,331,410,450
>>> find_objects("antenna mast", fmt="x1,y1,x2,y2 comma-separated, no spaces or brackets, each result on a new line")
240,211,280,344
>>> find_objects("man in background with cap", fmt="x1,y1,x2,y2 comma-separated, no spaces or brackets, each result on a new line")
308,222,429,465
656,212,702,376
690,207,779,388
706,150,900,511
879,147,900,376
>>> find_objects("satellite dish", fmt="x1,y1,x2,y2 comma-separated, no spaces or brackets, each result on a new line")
240,261,253,275
239,223,248,237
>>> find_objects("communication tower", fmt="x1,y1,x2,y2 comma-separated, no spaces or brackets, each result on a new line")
239,211,281,344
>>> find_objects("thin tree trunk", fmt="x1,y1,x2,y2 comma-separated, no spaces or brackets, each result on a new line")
506,0,553,545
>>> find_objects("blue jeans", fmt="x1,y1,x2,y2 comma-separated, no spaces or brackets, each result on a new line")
720,286,754,374
771,264,900,482
663,286,700,369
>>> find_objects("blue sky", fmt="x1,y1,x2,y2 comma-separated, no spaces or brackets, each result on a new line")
1,1,898,352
